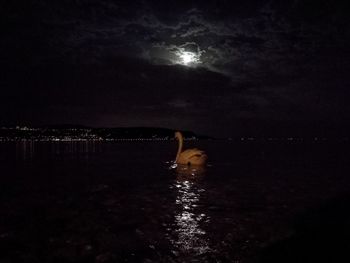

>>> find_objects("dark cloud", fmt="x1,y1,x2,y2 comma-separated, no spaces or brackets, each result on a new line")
1,0,350,136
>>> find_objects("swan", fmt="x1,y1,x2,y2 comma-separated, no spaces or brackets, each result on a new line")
175,131,207,166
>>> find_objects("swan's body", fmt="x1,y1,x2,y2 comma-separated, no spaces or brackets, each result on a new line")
175,131,207,166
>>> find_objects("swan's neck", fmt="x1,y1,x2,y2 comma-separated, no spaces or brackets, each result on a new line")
175,135,183,162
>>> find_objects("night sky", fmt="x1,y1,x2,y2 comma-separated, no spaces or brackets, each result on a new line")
1,0,350,136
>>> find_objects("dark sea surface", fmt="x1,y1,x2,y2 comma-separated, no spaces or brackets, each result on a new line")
1,140,350,263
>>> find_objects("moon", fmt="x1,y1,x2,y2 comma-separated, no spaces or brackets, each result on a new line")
178,51,200,66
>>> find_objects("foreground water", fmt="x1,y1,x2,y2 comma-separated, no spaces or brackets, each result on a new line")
1,140,350,262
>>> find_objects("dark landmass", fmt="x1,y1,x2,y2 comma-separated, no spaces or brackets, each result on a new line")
1,125,349,142
0,126,211,141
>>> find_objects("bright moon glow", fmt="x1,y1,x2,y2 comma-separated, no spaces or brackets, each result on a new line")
178,51,200,65
181,52,195,64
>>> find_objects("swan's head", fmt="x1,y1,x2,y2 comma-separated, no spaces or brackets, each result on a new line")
175,131,182,140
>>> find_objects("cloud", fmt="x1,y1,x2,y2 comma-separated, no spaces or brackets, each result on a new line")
4,0,346,82
2,0,350,135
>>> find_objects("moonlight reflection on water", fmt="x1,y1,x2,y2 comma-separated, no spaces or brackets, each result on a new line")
169,165,211,256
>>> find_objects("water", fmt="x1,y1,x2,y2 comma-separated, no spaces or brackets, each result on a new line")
1,140,350,262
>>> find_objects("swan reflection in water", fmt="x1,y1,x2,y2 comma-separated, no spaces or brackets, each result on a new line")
169,164,211,256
